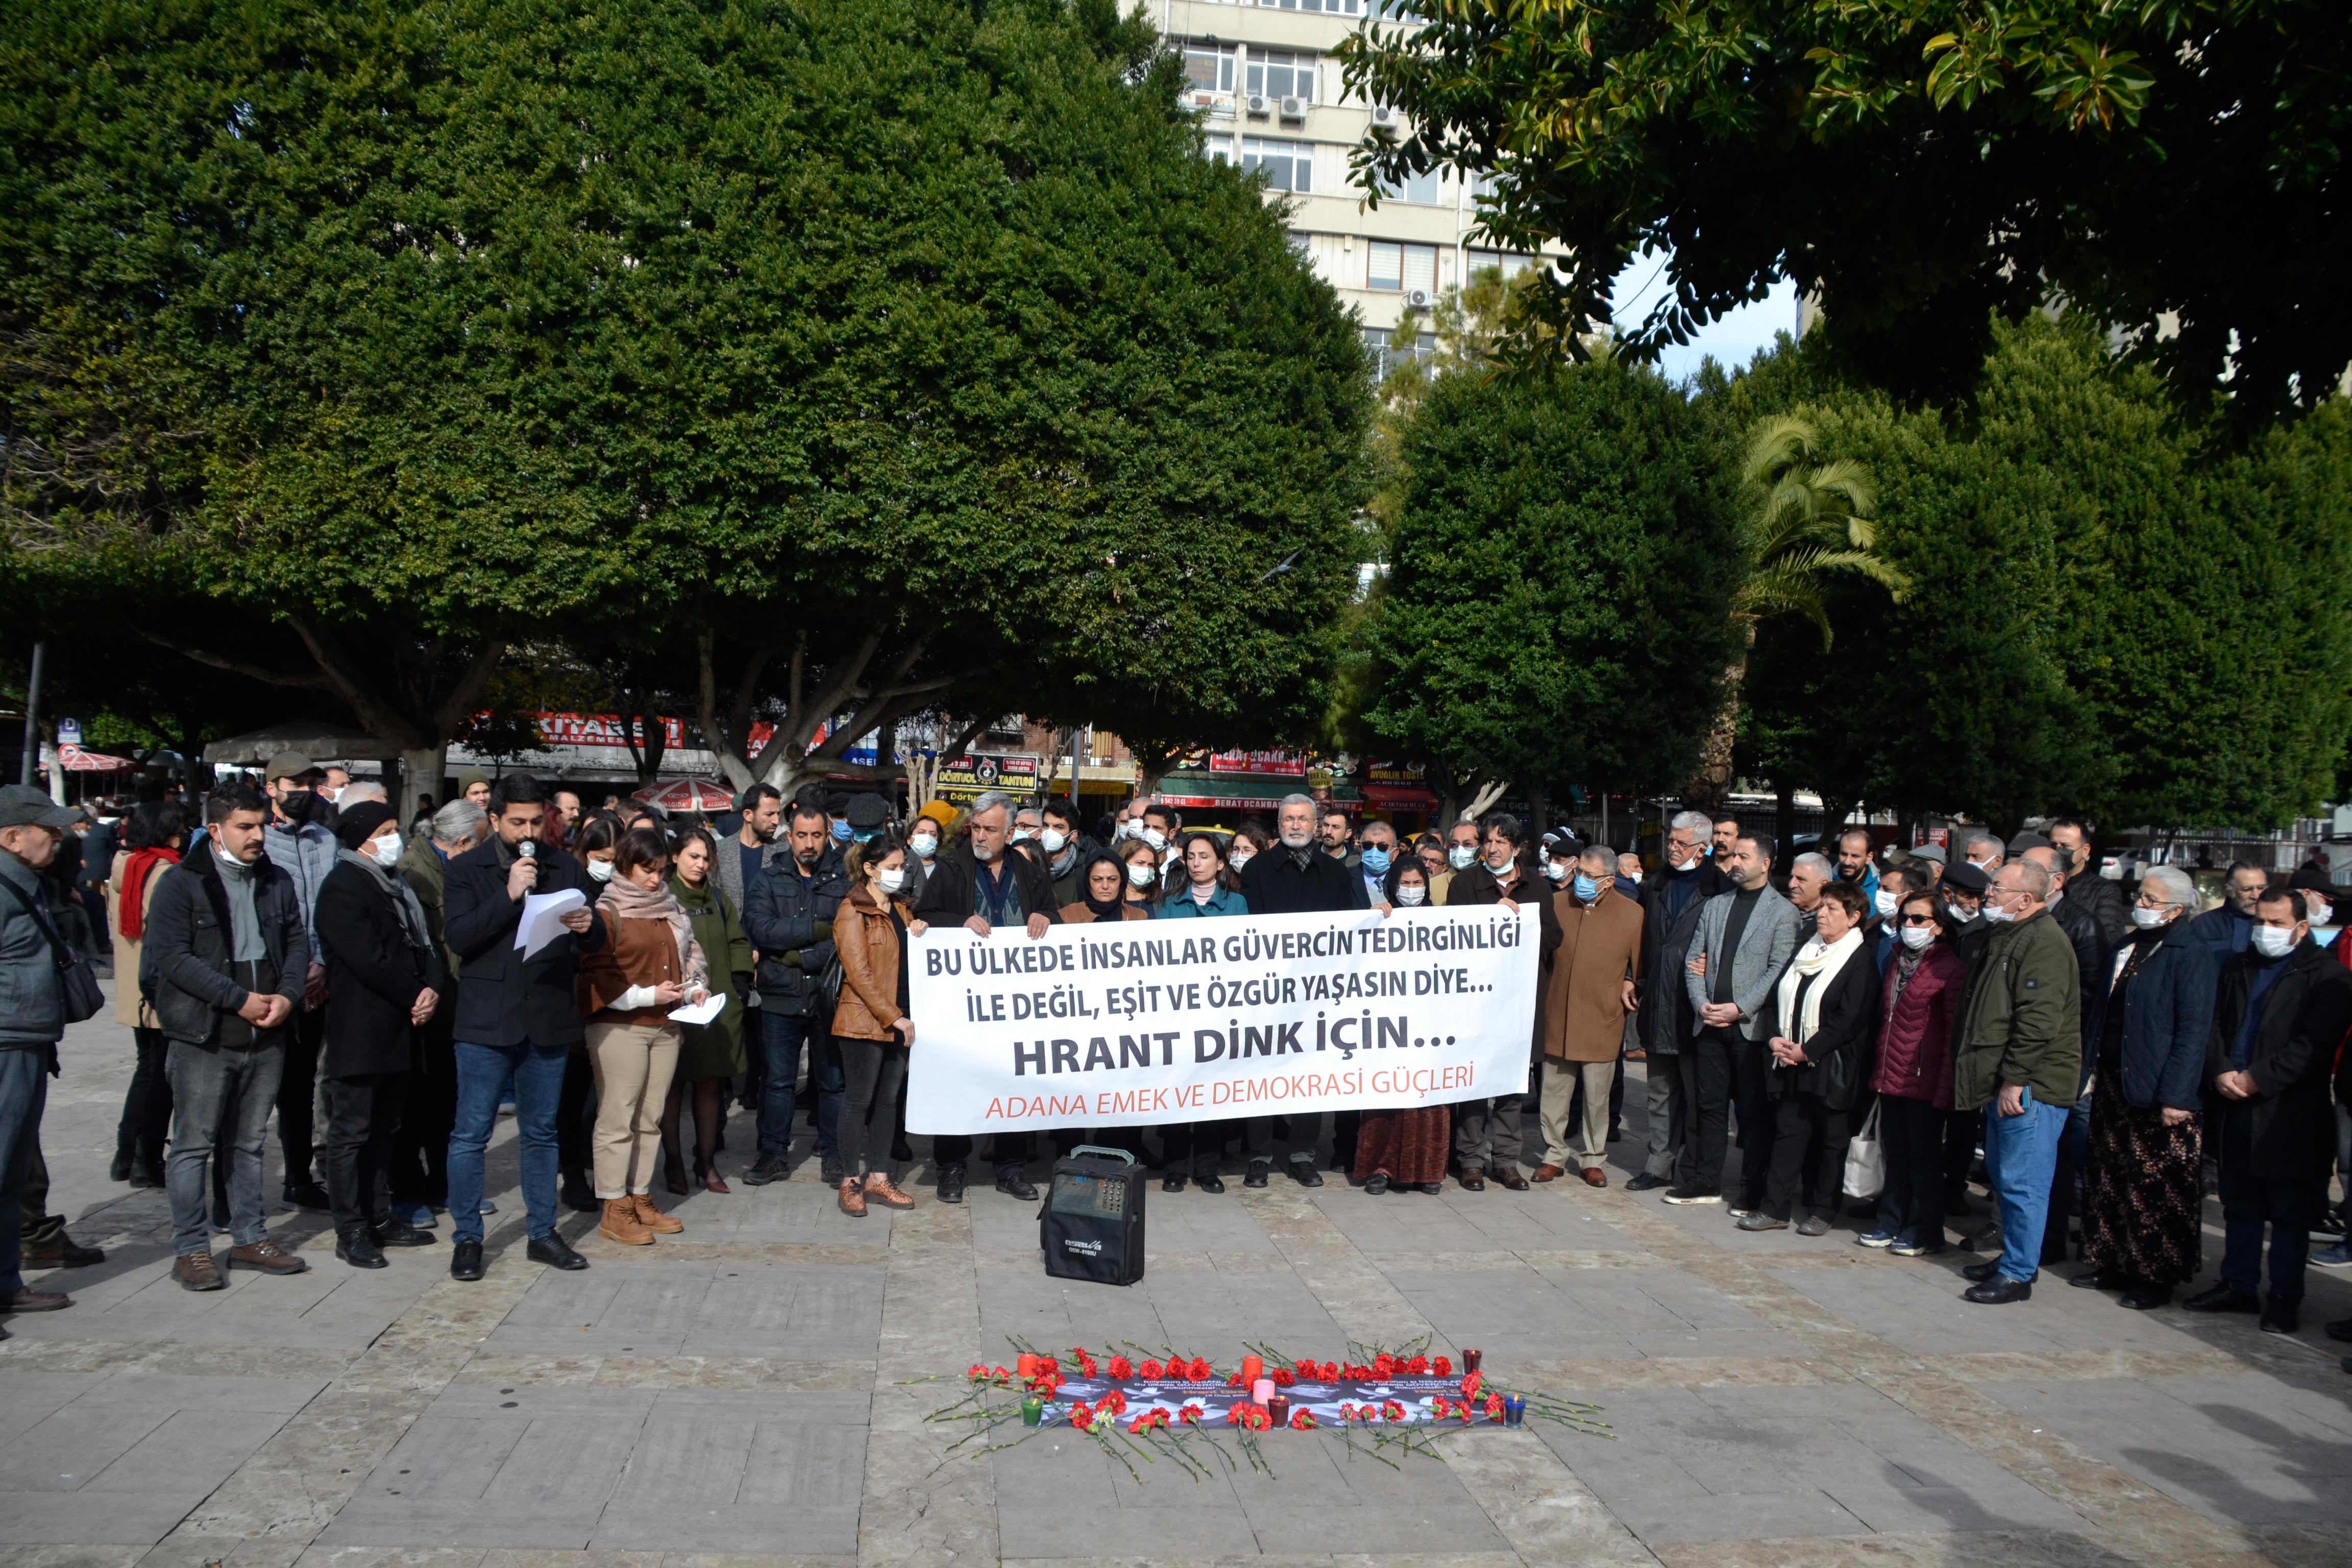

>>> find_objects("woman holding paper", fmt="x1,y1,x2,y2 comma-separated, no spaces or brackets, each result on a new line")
576,826,709,1245
663,827,754,1195
832,833,926,1217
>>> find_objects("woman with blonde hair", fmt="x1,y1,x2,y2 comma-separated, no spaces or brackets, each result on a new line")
576,826,708,1244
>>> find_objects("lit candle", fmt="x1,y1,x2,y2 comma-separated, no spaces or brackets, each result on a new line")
1267,1394,1290,1427
1462,1349,1482,1373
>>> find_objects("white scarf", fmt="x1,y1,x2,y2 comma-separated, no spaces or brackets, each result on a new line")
1775,928,1864,1047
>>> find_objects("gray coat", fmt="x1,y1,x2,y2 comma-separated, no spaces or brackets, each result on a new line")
1682,883,1804,1041
0,849,65,1049
712,832,790,925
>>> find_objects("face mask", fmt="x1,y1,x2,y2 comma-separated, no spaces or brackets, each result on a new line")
1115,820,1138,840
1487,855,1515,877
2251,925,2298,959
1448,845,1477,870
2130,905,2170,929
1229,850,1253,870
1041,828,1067,853
830,820,853,842
878,867,907,894
1626,869,1643,885
587,859,614,883
278,790,314,823
1572,873,1599,900
1142,827,1166,851
1396,885,1427,907
1900,925,1934,951
1542,860,1566,883
1127,863,1155,888
1874,888,1900,919
2100,859,2124,880
1361,847,1391,875
911,833,938,860
1011,828,1034,843
369,832,403,869
1980,902,2015,924
2313,926,2340,947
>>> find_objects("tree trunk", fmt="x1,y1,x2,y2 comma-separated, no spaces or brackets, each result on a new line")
1684,633,1754,815
397,745,445,822
1774,778,1797,868
1463,776,1511,823
1529,783,1549,839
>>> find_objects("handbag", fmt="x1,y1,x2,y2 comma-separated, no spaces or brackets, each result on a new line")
0,873,106,1024
1842,1098,1885,1199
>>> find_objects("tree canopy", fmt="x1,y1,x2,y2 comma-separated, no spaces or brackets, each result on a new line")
1338,0,2351,418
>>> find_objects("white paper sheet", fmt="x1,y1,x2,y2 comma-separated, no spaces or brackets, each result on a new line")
667,992,725,1026
514,888,588,959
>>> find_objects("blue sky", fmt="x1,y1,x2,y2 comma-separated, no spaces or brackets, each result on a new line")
1608,251,1800,384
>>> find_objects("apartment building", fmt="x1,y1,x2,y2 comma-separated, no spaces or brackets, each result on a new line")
1163,0,1556,372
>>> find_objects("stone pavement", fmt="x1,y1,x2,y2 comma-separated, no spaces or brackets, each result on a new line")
8,996,2352,1568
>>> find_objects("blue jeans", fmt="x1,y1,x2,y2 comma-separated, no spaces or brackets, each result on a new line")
165,1038,283,1256
1984,1096,2068,1285
448,1040,567,1242
758,1011,840,1162
0,1046,51,1293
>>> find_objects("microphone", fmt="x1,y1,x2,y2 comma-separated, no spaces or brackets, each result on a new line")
518,840,536,860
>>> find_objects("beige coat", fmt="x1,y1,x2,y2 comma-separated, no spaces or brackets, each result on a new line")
106,848,168,1029
1540,884,1645,1062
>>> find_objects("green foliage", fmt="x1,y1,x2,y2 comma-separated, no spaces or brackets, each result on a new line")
1728,315,2352,829
1362,358,1742,797
1338,1,2352,418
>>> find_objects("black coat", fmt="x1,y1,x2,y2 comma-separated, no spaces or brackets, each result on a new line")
140,849,309,1046
2207,941,2352,1182
2048,890,2109,1054
2068,872,2131,948
1440,859,1565,1058
745,848,853,1015
1758,948,1882,1111
1239,845,1368,916
315,860,451,1079
1637,866,1710,1056
443,836,607,1050
2105,919,2215,1111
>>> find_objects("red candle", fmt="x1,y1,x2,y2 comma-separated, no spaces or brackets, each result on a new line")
1241,1354,1263,1386
1017,1353,1038,1378
1463,1349,1482,1373
1267,1394,1290,1428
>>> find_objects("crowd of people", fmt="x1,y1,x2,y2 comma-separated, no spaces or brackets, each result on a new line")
2,766,2350,1362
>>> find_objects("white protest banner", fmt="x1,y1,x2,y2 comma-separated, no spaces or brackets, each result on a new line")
903,903,1538,1136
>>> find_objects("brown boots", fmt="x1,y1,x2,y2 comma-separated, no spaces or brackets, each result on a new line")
600,1198,652,1245
598,1194,684,1244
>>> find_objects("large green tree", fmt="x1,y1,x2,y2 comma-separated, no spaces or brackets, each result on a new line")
1337,0,2350,418
1360,355,1743,821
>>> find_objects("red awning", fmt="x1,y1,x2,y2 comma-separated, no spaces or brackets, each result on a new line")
634,778,736,812
1362,782,1437,810
56,744,137,772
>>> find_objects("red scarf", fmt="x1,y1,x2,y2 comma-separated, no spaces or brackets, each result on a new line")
117,846,181,942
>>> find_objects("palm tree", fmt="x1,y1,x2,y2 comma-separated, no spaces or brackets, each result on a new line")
1687,414,1909,809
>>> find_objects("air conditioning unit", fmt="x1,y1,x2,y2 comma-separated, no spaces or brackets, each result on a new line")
1405,287,1432,308
1370,103,1398,128
1244,92,1270,116
1279,95,1307,122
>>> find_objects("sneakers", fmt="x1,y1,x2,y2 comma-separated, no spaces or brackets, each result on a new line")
1663,1185,1722,1205
1889,1236,1945,1258
392,1203,437,1230
2313,1242,2351,1269
1856,1227,1898,1249
743,1155,790,1186
1735,1213,1788,1232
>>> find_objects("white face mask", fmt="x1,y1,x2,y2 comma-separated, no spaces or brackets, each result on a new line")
1396,884,1427,907
587,858,614,883
1041,828,1068,853
2130,905,2171,929
1873,888,1900,919
1899,924,1934,951
1228,849,1253,870
910,832,938,860
1980,901,2015,924
1626,868,1643,885
1448,845,1477,870
878,867,907,894
1544,860,1569,883
2100,859,2124,879
1487,854,1515,877
1011,828,1034,843
1142,827,1167,851
2251,924,2299,959
1127,863,1155,888
369,832,403,869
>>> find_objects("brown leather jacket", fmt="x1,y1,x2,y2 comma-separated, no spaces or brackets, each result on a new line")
577,907,684,1026
1059,901,1151,924
835,885,915,1042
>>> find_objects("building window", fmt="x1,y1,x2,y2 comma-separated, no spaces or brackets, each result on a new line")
1245,48,1316,104
1183,41,1236,93
1363,326,1435,379
1264,0,1363,12
1367,240,1438,295
1369,0,1423,18
1465,249,1535,281
1241,136,1312,193
1288,231,1315,261
1204,133,1234,165
1378,168,1444,205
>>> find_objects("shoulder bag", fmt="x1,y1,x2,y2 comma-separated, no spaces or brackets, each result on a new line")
0,874,106,1023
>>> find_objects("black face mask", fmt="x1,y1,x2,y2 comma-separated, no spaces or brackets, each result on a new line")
278,791,315,825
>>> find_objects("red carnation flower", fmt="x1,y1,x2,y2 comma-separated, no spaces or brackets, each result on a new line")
968,1365,988,1382
1372,1354,1396,1377
1433,1356,1453,1376
1483,1392,1505,1419
1070,1402,1094,1431
1320,1361,1341,1382
1139,1359,1164,1380
1460,1370,1483,1399
1271,1367,1296,1387
1097,1390,1128,1415
1406,1355,1431,1374
1187,1357,1211,1380
1382,1400,1406,1423
1289,1408,1319,1430
1107,1356,1134,1380
1179,1402,1207,1426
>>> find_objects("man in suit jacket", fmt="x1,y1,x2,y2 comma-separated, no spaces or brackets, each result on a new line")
2189,886,2352,1334
1669,830,1803,1208
440,774,604,1283
1633,811,1714,1191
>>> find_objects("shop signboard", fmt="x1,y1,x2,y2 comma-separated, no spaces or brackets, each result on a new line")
935,752,1041,801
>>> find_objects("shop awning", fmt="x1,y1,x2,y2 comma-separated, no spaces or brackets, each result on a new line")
56,744,138,772
1361,782,1437,810
1153,773,1362,813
